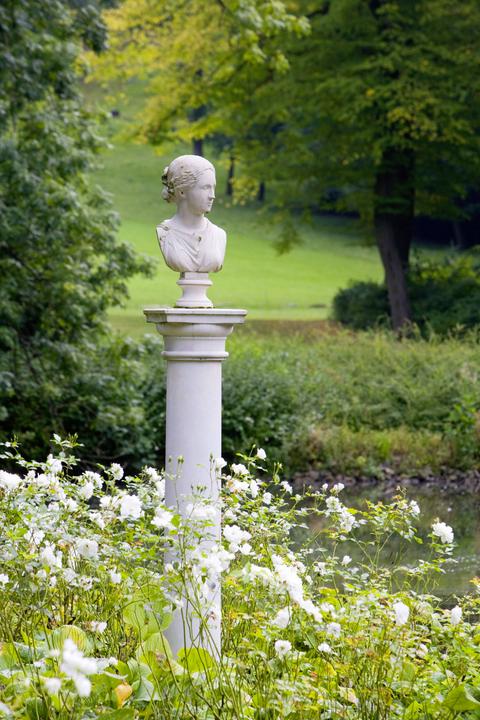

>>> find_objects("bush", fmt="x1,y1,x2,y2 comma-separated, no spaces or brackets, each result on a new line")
332,253,480,335
0,441,478,719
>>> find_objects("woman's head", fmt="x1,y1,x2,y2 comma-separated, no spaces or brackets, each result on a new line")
162,155,215,204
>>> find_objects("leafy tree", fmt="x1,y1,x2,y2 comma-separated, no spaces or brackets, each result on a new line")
0,0,154,464
89,0,308,158
270,0,480,329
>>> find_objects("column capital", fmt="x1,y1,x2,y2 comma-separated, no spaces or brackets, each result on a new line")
144,307,247,362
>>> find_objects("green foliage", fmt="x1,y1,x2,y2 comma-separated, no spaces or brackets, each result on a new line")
0,0,154,462
219,330,480,473
0,442,478,718
333,253,480,335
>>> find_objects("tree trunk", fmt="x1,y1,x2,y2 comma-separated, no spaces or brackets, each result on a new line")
226,155,234,196
192,137,203,156
374,148,415,331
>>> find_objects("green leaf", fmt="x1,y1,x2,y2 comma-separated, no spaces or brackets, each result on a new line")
443,685,480,712
123,598,171,639
135,632,173,662
97,710,135,720
177,647,216,675
50,625,89,651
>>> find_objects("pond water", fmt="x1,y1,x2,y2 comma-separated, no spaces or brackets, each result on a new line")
307,485,480,601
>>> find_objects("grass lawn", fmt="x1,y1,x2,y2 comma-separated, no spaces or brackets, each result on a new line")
90,139,383,336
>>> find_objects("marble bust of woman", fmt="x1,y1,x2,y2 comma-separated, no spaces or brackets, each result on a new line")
157,155,226,273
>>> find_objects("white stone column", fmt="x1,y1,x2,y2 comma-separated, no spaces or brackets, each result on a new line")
144,307,246,656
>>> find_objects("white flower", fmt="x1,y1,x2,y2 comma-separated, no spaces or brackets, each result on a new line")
393,601,409,626
78,481,94,500
40,543,63,569
60,639,98,698
227,477,249,493
332,483,345,493
143,466,162,482
88,621,107,634
26,528,45,546
62,568,77,584
239,542,252,555
299,598,323,624
62,498,78,513
325,496,356,533
243,563,274,586
256,448,266,460
249,480,259,498
0,573,8,586
263,492,272,505
119,494,142,520
0,470,21,493
46,455,62,475
89,511,105,530
231,463,248,476
215,457,227,471
152,507,174,530
432,521,454,544
274,639,291,659
450,605,462,626
43,677,62,695
223,524,251,552
155,479,165,499
109,463,124,481
326,622,341,637
186,502,217,522
409,500,420,516
75,539,99,560
318,642,333,653
83,471,103,489
109,569,122,584
341,555,352,566
273,607,291,629
272,554,304,604
281,481,293,494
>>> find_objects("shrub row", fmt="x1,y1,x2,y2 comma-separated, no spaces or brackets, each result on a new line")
3,329,480,476
332,253,480,335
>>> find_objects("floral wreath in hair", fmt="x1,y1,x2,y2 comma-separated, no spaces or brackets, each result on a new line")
161,162,213,203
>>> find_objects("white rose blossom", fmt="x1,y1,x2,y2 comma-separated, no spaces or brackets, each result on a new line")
274,639,292,659
0,470,22,493
256,448,266,460
109,463,124,481
273,607,291,629
231,463,249,477
393,601,410,626
74,539,98,560
152,508,174,530
318,642,333,654
43,677,62,695
450,605,462,626
119,494,142,520
60,639,98,698
432,521,454,544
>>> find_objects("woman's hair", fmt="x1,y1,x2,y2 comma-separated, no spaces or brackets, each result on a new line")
162,155,215,203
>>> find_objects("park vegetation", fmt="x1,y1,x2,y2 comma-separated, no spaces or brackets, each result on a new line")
1,442,479,719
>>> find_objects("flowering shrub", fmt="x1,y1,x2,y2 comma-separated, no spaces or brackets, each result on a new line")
0,439,479,718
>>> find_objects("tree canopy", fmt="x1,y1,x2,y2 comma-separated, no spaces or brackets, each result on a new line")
0,0,154,463
92,0,480,329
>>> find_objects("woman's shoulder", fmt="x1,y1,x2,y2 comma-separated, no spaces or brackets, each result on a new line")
205,219,226,241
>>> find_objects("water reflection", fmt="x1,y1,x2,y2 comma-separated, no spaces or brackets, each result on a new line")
306,486,480,599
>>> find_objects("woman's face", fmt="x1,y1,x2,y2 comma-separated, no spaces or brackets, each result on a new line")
182,168,216,215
